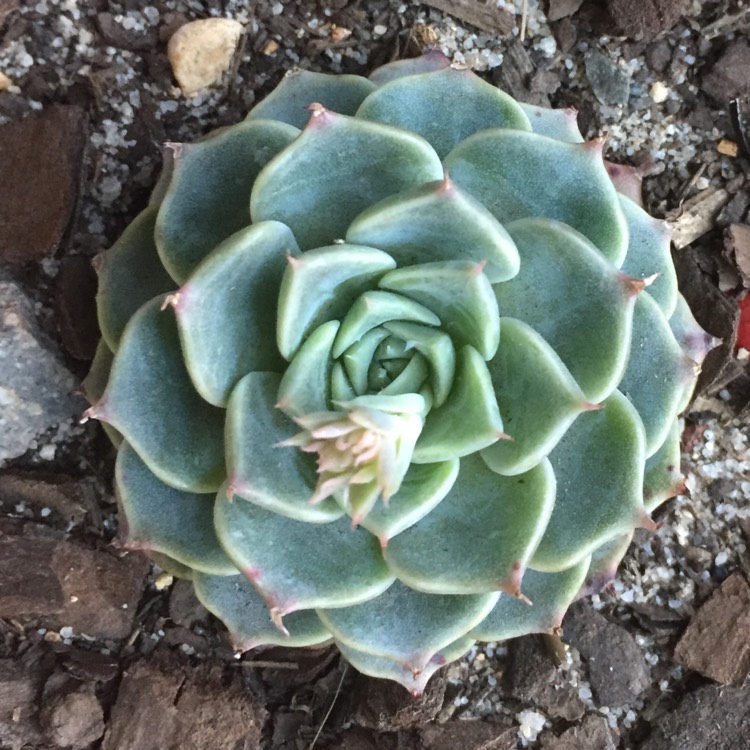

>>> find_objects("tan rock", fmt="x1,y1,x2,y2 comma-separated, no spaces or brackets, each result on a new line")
167,18,244,97
0,72,12,91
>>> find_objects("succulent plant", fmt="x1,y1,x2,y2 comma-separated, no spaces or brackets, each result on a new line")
84,51,713,694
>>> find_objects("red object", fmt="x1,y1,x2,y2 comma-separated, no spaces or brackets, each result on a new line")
737,294,750,351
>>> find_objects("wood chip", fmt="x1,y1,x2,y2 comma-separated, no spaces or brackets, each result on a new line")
167,18,244,97
261,38,280,56
421,0,514,34
668,186,731,249
673,572,750,686
0,71,11,91
718,138,739,157
725,223,750,287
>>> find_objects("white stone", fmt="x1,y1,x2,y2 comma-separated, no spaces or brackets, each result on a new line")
167,18,245,97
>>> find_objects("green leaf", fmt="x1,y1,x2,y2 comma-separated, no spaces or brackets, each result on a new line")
94,207,176,350
226,371,343,523
250,110,443,250
278,321,339,418
382,321,455,406
376,352,429,395
469,557,590,641
318,580,497,671
619,292,694,457
368,49,451,85
336,636,474,696
386,453,555,594
173,221,299,406
246,70,376,128
342,327,390,395
358,459,459,543
156,119,298,282
413,346,503,463
444,130,628,265
519,102,584,143
346,181,519,283
531,390,647,571
578,532,633,597
193,573,331,650
277,244,395,361
82,338,114,405
643,419,682,513
618,195,678,317
379,261,501,360
214,489,394,616
357,67,530,159
116,442,235,575
93,296,225,493
333,290,440,358
482,317,588,476
499,218,636,403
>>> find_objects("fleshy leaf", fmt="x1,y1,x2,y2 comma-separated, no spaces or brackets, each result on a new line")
250,109,443,250
378,261,501,360
92,296,225,493
368,49,451,85
318,580,498,671
336,636,473,696
278,321,339,418
193,573,332,650
358,459,459,542
226,371,343,522
499,218,636,403
94,207,176,350
519,102,584,143
333,290,440,358
386,453,555,594
413,346,503,463
643,419,682,512
246,70,376,128
173,221,299,406
531,390,647,571
482,317,588,476
343,327,390,395
618,195,678,317
382,321,455,406
578,532,633,597
346,181,519,283
116,442,235,575
357,67,530,159
619,292,695,457
444,130,628,265
156,119,298,283
214,487,394,616
469,557,591,641
277,244,395,361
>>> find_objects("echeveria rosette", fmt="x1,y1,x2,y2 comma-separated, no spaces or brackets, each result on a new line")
83,52,714,695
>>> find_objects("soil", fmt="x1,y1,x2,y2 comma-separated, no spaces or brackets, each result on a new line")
1,1,750,749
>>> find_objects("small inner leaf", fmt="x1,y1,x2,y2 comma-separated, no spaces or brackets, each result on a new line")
333,290,440,358
413,346,503,463
277,244,396,361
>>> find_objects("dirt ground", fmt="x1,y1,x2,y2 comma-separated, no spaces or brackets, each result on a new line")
1,0,750,748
